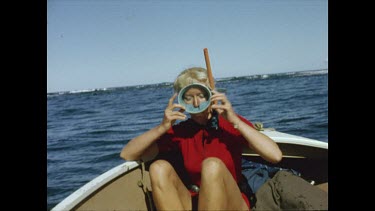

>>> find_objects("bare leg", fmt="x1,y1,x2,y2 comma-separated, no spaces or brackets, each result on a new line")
198,157,249,211
149,159,192,210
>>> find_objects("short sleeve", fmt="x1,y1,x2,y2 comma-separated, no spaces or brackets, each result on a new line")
156,127,179,153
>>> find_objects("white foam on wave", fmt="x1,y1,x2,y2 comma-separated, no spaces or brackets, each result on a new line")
69,88,108,94
297,69,328,76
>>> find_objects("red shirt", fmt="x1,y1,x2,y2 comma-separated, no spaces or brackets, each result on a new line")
156,113,254,191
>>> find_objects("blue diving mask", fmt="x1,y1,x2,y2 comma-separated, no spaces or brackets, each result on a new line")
177,83,212,114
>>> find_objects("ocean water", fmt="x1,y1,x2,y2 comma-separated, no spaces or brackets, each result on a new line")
47,69,328,210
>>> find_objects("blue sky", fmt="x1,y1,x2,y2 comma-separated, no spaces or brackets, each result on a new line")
47,0,328,93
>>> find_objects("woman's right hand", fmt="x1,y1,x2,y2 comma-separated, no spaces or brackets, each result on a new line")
160,93,186,131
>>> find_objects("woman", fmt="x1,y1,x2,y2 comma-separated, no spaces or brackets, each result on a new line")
120,67,282,210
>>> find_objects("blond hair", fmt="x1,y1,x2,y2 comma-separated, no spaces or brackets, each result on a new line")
173,67,212,93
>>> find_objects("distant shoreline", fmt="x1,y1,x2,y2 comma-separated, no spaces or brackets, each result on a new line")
47,68,328,95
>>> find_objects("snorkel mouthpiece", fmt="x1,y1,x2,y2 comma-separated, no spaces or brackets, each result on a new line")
177,83,212,114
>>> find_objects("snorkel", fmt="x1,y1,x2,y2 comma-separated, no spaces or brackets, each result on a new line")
177,48,216,114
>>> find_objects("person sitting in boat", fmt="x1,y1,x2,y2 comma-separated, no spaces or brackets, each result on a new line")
120,67,328,210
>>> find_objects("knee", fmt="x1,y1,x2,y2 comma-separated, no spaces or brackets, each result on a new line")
149,159,174,182
201,157,226,181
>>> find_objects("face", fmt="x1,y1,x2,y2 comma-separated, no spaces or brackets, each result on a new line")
182,85,212,121
183,86,209,108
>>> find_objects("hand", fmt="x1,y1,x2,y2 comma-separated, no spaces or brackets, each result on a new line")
160,93,186,131
210,90,240,125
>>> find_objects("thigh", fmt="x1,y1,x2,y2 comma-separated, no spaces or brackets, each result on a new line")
200,158,249,210
149,160,192,210
221,166,250,210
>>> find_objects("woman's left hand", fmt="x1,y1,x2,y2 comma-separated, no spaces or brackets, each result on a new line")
210,90,240,125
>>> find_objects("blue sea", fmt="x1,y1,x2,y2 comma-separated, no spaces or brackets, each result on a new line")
47,69,328,210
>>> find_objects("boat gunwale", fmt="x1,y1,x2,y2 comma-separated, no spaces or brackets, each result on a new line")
261,130,328,149
51,161,140,211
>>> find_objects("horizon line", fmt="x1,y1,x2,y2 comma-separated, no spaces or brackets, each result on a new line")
47,68,328,94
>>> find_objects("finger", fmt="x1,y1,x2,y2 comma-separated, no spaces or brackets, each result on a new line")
211,95,229,104
211,92,225,104
211,104,229,110
169,113,187,121
212,106,224,115
166,110,186,118
168,93,178,106
211,90,221,94
211,90,224,97
211,94,226,101
171,111,187,117
171,103,186,111
211,91,225,97
174,116,187,121
178,107,186,113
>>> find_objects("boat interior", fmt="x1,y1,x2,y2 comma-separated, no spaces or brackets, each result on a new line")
71,142,328,211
